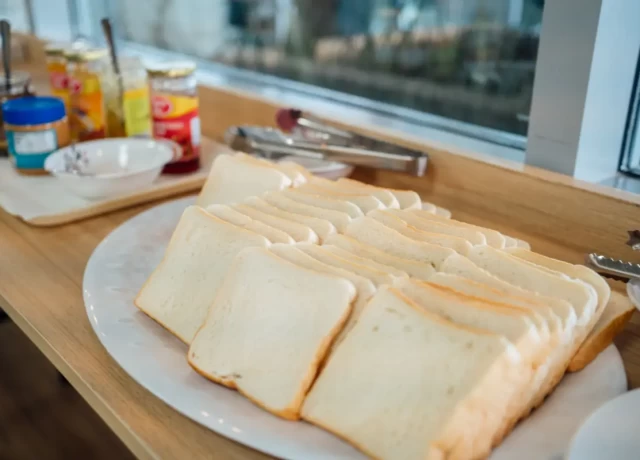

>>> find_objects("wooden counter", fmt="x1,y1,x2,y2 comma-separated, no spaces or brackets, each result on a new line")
0,34,639,459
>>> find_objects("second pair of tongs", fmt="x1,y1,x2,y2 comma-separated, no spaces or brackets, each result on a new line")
585,231,640,282
225,124,428,176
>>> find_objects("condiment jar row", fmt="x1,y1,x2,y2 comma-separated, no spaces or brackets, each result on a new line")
43,42,201,174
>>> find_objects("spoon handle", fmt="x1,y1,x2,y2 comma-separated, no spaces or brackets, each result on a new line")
0,20,11,93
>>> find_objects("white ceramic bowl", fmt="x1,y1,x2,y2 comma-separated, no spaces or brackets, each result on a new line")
45,138,177,200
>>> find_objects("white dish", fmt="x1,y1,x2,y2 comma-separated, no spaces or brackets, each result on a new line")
83,197,627,459
277,155,354,180
45,138,176,200
567,388,640,460
627,279,640,311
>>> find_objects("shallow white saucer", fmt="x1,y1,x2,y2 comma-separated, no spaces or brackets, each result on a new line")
627,279,640,311
567,388,640,460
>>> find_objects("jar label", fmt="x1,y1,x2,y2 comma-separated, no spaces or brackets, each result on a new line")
68,72,106,141
123,86,152,137
151,93,200,163
7,129,58,170
47,61,69,107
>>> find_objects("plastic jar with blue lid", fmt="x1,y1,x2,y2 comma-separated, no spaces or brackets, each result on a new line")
2,96,70,174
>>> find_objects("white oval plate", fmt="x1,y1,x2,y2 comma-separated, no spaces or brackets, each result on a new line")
83,197,627,459
567,389,640,460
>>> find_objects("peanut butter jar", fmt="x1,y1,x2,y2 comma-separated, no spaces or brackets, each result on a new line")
2,96,70,174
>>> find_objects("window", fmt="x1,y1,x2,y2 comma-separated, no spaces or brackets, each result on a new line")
112,0,544,140
10,0,640,185
0,0,31,32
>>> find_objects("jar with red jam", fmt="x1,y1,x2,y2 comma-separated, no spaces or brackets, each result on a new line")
147,62,200,174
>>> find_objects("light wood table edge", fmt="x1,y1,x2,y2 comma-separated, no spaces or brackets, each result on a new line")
0,290,157,460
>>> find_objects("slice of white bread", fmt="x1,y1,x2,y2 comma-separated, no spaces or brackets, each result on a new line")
205,204,294,244
243,196,336,242
302,286,526,460
188,247,355,420
296,182,386,213
503,235,518,248
135,206,270,344
269,244,375,348
197,154,291,207
466,246,598,329
393,278,544,367
367,210,473,254
439,253,580,410
234,152,307,187
392,278,545,444
428,272,558,344
344,216,456,270
409,209,507,248
380,208,486,245
506,247,611,321
309,176,400,208
441,254,577,334
263,191,351,232
337,177,420,209
232,203,318,243
321,244,409,279
295,243,397,287
324,233,435,280
568,291,635,372
281,189,364,218
277,160,313,180
435,206,452,218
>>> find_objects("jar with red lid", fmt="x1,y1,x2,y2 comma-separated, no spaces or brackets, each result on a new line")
147,62,200,174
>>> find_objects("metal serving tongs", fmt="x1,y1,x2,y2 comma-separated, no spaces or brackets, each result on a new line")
224,125,428,176
585,231,640,282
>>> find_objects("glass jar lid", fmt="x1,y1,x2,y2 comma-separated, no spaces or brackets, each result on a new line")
65,47,108,63
146,61,196,78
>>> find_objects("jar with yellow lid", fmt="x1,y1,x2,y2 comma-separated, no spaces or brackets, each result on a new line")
102,57,151,138
66,47,109,141
147,62,200,174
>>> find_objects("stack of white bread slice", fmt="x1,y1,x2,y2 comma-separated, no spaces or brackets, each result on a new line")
135,152,634,459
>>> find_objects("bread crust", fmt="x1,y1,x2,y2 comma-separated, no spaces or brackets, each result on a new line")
568,308,634,372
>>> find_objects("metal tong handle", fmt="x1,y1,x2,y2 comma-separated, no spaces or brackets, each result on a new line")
227,127,428,176
585,253,640,282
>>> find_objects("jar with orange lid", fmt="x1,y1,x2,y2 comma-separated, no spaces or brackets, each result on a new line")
66,47,109,141
147,62,201,174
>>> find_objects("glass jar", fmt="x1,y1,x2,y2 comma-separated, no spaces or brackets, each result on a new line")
102,57,151,138
65,47,109,142
147,62,200,174
0,71,35,155
3,96,70,174
44,42,70,112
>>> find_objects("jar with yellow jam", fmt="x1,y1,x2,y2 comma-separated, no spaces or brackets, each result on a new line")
102,57,151,138
65,47,108,141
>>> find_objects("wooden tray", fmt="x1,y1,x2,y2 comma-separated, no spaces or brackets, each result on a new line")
0,139,227,227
